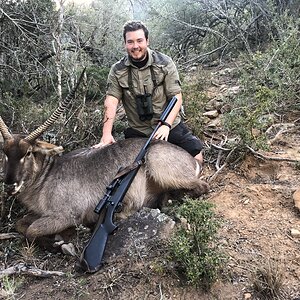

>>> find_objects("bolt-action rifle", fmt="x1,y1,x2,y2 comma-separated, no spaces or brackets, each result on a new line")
79,96,178,273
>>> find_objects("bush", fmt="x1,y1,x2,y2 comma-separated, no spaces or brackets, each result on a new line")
251,259,284,299
182,67,210,137
0,71,105,151
224,21,300,149
169,198,224,290
85,66,110,101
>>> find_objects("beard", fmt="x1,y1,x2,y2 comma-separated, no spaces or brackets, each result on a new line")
129,49,148,62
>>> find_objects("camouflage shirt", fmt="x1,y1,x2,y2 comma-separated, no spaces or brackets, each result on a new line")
106,48,182,136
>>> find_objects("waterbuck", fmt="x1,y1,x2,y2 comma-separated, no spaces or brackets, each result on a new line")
0,75,209,250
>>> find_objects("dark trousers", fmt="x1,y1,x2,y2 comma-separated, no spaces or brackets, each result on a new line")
124,122,203,157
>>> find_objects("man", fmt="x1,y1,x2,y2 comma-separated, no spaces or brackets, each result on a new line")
94,20,204,164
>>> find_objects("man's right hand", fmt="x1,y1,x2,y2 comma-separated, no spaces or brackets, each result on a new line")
92,134,116,148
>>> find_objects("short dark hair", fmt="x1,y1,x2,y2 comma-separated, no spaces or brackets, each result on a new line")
123,21,149,41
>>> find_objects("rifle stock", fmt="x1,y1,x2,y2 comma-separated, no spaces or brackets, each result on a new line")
79,96,178,273
80,168,139,273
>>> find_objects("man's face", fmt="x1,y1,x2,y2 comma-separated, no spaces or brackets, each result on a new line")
125,29,149,61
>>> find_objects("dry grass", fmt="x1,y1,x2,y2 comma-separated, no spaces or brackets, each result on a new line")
251,258,285,299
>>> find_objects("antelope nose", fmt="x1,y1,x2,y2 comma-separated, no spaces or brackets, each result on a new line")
4,182,24,195
4,183,16,195
3,172,16,185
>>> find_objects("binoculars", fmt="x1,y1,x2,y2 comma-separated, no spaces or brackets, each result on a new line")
135,93,153,121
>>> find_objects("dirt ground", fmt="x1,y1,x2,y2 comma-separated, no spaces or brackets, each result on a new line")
208,131,300,299
1,65,300,300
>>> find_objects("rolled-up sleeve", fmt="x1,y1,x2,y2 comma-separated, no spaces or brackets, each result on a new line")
163,60,181,98
106,66,123,100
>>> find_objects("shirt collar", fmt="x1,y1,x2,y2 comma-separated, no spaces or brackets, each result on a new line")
124,48,153,69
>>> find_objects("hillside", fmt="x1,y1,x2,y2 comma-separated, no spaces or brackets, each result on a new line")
1,64,300,300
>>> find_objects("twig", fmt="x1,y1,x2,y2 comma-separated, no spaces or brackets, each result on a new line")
0,232,21,240
203,131,224,141
246,146,300,163
268,128,294,145
0,263,65,278
216,149,222,170
208,147,236,182
211,143,231,152
158,282,164,300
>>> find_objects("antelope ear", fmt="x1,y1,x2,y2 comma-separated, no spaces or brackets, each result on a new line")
33,140,64,156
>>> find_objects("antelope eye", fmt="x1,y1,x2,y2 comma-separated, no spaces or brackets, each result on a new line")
26,151,32,157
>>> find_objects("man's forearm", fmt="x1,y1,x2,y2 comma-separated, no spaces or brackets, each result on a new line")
102,95,119,136
165,93,183,126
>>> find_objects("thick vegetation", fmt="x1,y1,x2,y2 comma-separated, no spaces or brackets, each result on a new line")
1,0,299,151
170,198,224,290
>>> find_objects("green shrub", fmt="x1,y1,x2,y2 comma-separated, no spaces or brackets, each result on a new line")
169,198,224,290
224,21,300,150
182,68,210,137
0,66,110,150
224,84,273,149
85,66,110,101
0,275,23,299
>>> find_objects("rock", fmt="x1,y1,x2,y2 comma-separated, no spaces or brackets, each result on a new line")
227,86,240,95
104,207,176,263
220,103,232,114
290,228,300,238
205,99,224,111
206,117,222,129
205,90,218,100
293,188,300,210
243,292,252,299
61,243,77,256
203,110,219,119
205,100,216,111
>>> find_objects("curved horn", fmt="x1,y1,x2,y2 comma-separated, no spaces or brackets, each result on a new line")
25,67,86,142
0,116,13,140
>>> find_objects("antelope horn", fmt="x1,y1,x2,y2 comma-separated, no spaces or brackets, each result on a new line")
25,67,86,142
0,116,13,140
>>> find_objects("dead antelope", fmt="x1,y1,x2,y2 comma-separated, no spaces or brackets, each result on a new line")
0,77,209,251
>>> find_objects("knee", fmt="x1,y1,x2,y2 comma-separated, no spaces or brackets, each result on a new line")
194,152,203,165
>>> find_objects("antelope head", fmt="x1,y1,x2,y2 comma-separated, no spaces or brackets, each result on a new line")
0,69,85,194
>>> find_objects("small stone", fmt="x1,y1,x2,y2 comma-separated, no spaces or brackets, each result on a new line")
157,214,169,222
150,208,160,218
243,292,252,299
61,243,76,256
207,117,222,128
293,188,300,210
290,228,300,238
220,103,232,113
203,110,219,118
227,86,240,94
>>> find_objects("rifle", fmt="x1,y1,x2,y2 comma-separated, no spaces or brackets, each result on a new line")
79,96,178,273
